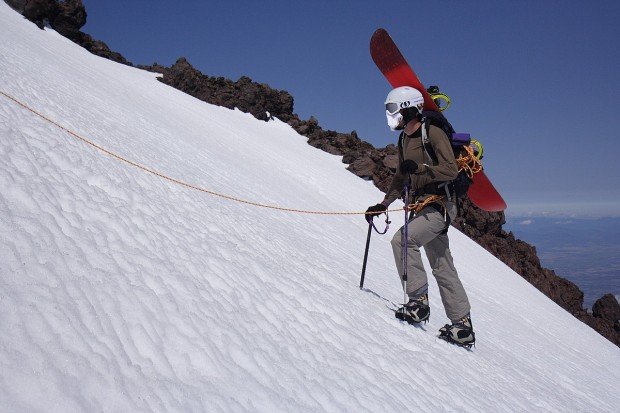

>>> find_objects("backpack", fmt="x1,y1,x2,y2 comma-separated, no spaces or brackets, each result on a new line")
419,110,473,199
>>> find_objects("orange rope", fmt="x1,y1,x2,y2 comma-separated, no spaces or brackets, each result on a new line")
456,144,483,178
1,90,483,217
0,89,402,216
408,194,445,214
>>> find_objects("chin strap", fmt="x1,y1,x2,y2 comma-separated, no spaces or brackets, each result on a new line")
402,107,420,125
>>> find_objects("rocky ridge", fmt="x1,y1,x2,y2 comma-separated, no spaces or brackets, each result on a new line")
5,0,129,64
6,0,619,346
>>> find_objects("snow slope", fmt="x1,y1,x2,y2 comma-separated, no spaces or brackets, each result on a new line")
1,3,618,412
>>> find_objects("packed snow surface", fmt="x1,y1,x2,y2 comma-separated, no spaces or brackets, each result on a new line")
1,3,618,412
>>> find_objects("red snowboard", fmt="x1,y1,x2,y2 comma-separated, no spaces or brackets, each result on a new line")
370,28,506,212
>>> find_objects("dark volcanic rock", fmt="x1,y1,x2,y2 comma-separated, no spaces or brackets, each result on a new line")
593,294,620,323
6,0,56,28
4,0,25,10
577,309,619,346
52,0,86,38
590,294,620,345
382,154,399,171
75,33,130,64
347,156,375,180
5,0,131,64
152,58,294,122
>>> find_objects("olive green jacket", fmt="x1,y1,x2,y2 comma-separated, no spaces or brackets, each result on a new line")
383,124,458,206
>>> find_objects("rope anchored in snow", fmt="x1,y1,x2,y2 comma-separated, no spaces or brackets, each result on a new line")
1,89,405,217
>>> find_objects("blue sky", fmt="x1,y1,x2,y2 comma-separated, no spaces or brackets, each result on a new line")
82,0,620,216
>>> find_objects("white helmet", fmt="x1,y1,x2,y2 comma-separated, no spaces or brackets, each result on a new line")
384,86,424,131
385,86,424,116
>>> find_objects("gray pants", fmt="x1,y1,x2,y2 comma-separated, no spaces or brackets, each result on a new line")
390,202,471,322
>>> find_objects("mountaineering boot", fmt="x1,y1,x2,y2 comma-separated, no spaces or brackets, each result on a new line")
395,294,430,324
438,315,475,347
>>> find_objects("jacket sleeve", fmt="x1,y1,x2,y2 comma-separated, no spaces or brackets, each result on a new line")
382,165,406,206
412,125,458,188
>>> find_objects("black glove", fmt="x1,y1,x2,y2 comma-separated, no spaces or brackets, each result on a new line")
399,159,419,174
365,203,387,223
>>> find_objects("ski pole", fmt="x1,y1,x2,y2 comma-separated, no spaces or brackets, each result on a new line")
402,182,410,304
359,222,373,289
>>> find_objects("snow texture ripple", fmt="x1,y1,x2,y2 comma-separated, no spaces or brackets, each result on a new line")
0,3,618,412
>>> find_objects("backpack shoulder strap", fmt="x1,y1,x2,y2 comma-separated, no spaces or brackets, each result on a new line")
397,131,405,164
422,119,437,163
